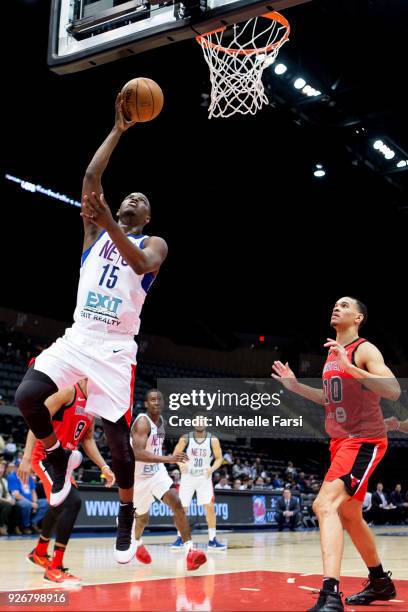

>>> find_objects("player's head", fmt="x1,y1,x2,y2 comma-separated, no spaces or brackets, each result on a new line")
193,411,207,433
117,192,151,228
330,296,367,331
144,389,164,417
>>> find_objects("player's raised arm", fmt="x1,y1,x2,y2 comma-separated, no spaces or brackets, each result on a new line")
81,191,168,275
272,361,325,405
81,93,137,250
131,417,188,464
324,339,401,401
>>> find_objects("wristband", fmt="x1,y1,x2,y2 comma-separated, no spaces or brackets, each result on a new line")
101,465,110,472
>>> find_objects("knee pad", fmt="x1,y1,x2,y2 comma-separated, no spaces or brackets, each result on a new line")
15,370,58,438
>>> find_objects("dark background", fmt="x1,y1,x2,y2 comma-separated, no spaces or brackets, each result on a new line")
4,0,408,364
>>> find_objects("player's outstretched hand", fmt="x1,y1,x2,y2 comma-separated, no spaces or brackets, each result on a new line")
17,457,31,487
271,361,298,391
167,452,189,464
101,466,116,487
115,93,137,132
81,192,115,231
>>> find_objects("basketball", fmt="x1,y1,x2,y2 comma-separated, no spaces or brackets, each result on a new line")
121,77,164,123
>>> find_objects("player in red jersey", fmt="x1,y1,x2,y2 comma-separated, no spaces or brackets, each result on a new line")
272,297,401,612
18,379,115,586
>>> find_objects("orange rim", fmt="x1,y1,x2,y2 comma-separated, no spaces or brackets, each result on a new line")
195,11,290,55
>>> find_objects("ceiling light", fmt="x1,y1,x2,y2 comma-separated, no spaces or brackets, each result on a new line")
274,63,287,75
294,77,306,89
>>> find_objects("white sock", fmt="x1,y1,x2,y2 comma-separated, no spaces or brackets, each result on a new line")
177,530,181,537
135,539,142,547
209,528,216,541
183,540,193,553
46,441,60,453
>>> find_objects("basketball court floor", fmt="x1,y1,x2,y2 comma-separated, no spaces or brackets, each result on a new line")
1,528,407,611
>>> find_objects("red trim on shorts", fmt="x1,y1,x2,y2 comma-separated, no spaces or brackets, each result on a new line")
32,459,52,501
325,437,387,502
124,364,137,427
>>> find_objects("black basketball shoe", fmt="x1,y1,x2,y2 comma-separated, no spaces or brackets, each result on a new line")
44,446,82,507
345,571,396,605
114,503,136,563
307,590,344,612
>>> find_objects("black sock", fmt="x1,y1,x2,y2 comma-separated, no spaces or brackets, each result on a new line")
322,577,340,594
119,502,134,513
368,564,387,579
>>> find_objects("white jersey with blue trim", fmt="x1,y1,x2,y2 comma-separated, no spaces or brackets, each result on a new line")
73,231,156,336
185,432,213,477
132,413,166,478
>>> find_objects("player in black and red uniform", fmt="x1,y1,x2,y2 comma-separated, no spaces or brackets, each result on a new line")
18,379,115,585
272,297,401,612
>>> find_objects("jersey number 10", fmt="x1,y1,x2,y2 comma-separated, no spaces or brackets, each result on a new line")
323,376,343,404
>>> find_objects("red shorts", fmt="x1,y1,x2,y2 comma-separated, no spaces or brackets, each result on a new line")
32,457,76,502
324,437,388,502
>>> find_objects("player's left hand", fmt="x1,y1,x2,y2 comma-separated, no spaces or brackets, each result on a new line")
101,466,116,487
205,468,213,479
17,457,32,487
323,339,352,371
384,416,399,432
81,192,116,231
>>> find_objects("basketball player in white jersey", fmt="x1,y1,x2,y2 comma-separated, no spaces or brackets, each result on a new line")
171,415,225,550
131,390,207,571
15,94,167,564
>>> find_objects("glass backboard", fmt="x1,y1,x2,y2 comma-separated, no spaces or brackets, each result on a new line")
48,0,310,73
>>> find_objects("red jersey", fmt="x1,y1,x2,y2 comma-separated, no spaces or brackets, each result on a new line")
322,338,386,439
32,383,93,464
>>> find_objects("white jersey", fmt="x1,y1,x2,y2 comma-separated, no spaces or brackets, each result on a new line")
73,231,156,337
132,413,166,478
185,432,213,477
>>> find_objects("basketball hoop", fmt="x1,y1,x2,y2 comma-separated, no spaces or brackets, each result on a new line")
196,11,290,118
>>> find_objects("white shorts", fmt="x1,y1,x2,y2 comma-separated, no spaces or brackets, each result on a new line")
133,469,173,515
179,474,214,507
34,325,137,423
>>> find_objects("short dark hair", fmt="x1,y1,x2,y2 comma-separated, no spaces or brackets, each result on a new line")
144,388,161,401
347,296,368,328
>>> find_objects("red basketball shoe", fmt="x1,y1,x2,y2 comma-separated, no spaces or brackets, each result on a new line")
27,549,51,569
136,544,152,564
44,566,81,585
186,549,207,571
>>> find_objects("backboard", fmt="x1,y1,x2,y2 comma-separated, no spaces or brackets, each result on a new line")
48,0,310,74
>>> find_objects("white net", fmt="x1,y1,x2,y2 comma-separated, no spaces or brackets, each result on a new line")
196,12,290,118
